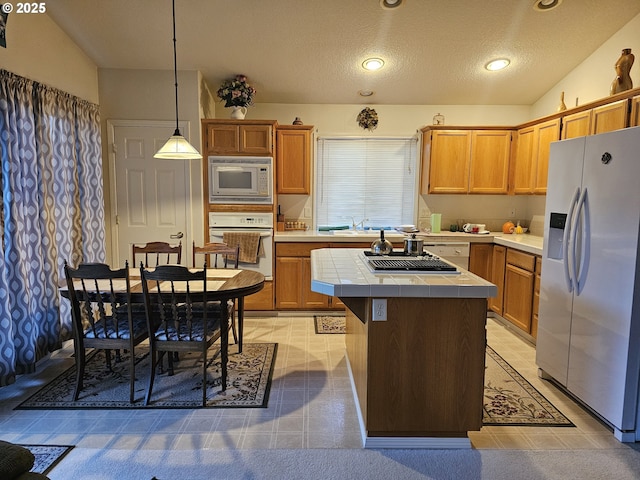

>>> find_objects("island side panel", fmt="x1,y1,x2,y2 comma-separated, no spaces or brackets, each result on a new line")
344,299,369,422
346,297,487,437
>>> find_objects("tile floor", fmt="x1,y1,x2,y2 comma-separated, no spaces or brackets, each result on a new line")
0,314,627,452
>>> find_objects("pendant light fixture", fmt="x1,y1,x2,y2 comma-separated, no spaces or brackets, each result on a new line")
154,0,202,160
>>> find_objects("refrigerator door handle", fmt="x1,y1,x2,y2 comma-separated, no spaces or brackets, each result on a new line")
574,187,590,295
570,187,588,295
563,187,581,293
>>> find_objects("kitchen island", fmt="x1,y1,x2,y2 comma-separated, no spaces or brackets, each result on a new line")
310,248,497,448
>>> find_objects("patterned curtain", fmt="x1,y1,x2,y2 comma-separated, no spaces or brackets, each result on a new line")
0,70,105,386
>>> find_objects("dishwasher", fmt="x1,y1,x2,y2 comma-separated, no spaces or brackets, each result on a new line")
423,243,470,270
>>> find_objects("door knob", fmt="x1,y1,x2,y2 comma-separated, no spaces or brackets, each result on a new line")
170,232,184,239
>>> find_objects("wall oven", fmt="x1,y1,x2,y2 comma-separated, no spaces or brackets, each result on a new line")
209,212,273,280
208,156,273,204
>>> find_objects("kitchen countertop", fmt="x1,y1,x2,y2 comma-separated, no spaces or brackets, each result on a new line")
310,248,497,299
276,229,544,256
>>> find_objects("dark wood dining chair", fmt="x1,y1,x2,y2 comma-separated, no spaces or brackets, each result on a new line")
64,261,148,403
140,264,229,406
133,241,182,267
192,242,244,351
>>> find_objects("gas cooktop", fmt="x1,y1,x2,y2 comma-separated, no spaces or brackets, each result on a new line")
363,251,459,273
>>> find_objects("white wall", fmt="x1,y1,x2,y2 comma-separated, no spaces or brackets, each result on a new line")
98,68,205,262
531,12,640,119
0,12,98,102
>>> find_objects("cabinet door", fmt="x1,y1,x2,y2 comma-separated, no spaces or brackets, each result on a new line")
561,110,592,139
428,130,471,194
503,263,534,333
302,257,330,308
590,99,629,135
631,95,640,127
468,244,493,280
531,257,541,339
206,124,240,154
488,245,506,315
240,125,273,155
275,257,302,309
276,126,312,194
244,281,274,310
532,118,561,195
469,130,511,194
511,126,535,194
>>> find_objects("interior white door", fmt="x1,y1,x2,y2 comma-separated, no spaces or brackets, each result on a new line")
110,121,189,267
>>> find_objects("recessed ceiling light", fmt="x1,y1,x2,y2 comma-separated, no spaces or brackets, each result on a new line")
532,0,563,12
362,58,385,71
380,0,403,9
485,58,511,71
358,90,374,97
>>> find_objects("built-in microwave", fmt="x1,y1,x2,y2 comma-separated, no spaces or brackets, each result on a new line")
208,156,273,204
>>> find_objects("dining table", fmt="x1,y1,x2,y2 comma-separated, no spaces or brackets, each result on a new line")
59,266,265,355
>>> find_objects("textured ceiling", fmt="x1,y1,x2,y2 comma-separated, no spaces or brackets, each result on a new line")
46,0,640,105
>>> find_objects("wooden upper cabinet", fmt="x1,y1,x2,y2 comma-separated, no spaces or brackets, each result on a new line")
632,95,640,127
427,130,471,193
561,109,592,139
424,128,511,194
276,125,313,194
469,130,511,194
203,120,274,156
590,99,629,134
533,118,561,195
511,118,559,195
512,125,535,194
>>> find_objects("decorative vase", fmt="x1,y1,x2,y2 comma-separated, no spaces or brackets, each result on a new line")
292,117,303,125
557,91,567,112
230,106,247,120
610,48,634,95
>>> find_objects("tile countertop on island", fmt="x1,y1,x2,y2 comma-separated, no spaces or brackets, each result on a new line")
275,229,544,256
310,248,497,299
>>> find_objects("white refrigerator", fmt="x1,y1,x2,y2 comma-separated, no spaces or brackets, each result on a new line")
536,126,640,442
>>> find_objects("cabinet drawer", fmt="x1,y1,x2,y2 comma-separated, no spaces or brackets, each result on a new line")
276,242,329,257
506,249,535,271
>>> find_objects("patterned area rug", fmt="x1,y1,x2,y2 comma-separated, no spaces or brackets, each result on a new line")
484,346,573,427
314,315,346,334
20,444,74,475
315,316,572,427
16,343,277,409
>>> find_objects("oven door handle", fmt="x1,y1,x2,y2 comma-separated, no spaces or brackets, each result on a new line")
210,230,273,237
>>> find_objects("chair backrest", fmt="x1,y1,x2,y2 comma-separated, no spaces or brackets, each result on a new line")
133,241,182,267
64,261,133,341
140,264,213,342
192,242,240,269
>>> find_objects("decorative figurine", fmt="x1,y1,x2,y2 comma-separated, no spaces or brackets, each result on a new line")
610,48,634,95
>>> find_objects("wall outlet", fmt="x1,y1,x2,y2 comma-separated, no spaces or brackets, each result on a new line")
304,206,311,218
509,208,516,218
372,298,387,321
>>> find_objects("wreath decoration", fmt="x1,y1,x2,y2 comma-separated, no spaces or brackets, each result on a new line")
357,107,378,131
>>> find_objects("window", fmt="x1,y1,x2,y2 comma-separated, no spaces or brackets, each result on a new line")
316,137,418,229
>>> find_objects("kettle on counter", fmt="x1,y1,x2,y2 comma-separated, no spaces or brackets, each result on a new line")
371,229,393,255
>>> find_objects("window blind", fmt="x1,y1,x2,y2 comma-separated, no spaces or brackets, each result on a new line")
316,137,417,229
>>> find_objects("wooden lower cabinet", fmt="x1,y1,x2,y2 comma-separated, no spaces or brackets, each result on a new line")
488,245,506,315
275,241,402,310
275,242,336,309
468,243,493,280
531,256,541,339
501,248,537,335
243,281,274,310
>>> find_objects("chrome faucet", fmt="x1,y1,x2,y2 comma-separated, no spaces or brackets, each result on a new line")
350,216,369,230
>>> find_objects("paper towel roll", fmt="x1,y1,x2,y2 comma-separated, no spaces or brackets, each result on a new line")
431,213,441,233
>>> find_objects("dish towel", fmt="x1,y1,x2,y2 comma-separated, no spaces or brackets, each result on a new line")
223,232,264,264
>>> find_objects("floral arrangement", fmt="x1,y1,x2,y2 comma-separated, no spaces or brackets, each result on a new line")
357,107,378,131
216,74,256,108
